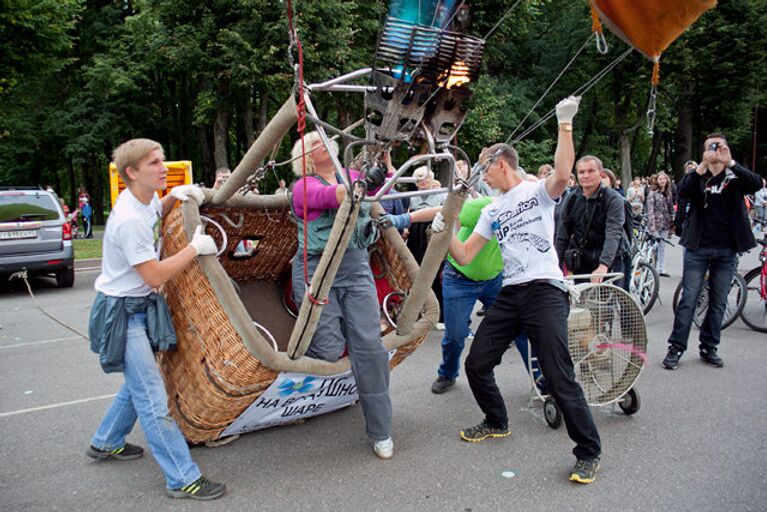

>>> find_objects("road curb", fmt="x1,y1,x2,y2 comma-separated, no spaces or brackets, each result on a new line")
75,258,101,271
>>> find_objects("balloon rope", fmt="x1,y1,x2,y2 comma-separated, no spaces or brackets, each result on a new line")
507,34,592,142
509,47,633,144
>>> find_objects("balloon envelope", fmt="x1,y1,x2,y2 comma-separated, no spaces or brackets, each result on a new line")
591,0,717,59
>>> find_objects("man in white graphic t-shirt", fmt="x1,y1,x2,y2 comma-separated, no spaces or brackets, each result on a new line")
444,96,602,484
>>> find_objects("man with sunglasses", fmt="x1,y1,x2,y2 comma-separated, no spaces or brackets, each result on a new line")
663,133,762,370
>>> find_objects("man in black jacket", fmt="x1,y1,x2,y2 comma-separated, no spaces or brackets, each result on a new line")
555,155,628,284
663,133,763,370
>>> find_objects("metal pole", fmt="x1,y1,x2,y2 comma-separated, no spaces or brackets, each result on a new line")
367,152,456,201
302,92,349,186
307,68,373,91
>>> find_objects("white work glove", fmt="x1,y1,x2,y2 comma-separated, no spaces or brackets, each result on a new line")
170,184,205,206
555,95,581,124
189,225,217,256
431,211,446,233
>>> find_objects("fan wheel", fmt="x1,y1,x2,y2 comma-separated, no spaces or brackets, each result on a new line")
543,397,562,429
618,388,640,415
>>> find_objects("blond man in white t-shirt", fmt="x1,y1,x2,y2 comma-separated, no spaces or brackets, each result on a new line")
87,138,226,500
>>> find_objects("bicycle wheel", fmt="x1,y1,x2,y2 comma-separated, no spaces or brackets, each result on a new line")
672,277,709,327
721,273,747,329
741,267,767,333
630,261,659,315
671,274,745,329
672,279,682,313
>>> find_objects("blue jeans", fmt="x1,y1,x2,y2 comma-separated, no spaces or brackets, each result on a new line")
438,265,503,381
91,313,201,490
668,246,737,353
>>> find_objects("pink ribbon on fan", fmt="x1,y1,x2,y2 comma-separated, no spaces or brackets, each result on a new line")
595,343,647,366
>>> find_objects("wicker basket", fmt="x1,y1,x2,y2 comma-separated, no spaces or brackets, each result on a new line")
158,201,432,443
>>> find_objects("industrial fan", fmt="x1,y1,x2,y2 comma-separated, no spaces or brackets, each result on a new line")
539,279,647,429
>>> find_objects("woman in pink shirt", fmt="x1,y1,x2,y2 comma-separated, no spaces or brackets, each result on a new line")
290,132,394,460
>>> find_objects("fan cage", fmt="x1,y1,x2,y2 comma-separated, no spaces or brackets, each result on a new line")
568,283,647,406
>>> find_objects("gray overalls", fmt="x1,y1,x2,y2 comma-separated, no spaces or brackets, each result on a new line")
292,176,392,441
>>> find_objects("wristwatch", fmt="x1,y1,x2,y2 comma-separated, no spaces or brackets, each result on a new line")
558,123,573,132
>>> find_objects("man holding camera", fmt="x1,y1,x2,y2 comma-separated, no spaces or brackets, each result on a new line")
213,167,231,189
554,155,628,286
663,133,763,370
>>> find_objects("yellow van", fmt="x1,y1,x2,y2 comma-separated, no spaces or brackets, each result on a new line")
108,161,193,208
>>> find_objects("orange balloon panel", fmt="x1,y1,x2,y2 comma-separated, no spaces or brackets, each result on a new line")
591,0,717,59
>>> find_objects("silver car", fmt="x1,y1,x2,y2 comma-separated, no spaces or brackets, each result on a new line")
0,187,75,287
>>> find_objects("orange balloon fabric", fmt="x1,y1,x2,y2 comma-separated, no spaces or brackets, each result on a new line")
590,0,717,60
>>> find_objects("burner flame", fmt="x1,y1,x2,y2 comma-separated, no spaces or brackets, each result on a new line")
439,60,471,89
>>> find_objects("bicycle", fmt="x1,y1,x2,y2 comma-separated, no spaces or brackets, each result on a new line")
628,219,672,315
671,267,747,330
741,220,767,333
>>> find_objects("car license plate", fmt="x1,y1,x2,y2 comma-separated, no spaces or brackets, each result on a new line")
0,230,37,240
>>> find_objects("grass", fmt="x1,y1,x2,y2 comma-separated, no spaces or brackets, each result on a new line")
73,238,102,260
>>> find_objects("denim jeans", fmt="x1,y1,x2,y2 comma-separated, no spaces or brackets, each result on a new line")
465,282,601,460
91,313,201,490
668,246,737,353
438,265,503,380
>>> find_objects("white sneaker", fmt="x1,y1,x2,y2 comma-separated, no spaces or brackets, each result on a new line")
435,322,445,331
373,437,394,459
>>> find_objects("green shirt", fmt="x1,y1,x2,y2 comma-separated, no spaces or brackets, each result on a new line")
447,197,503,281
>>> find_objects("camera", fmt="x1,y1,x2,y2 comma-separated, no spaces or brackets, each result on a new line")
708,141,721,152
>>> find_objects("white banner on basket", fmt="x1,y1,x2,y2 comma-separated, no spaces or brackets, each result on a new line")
222,370,359,437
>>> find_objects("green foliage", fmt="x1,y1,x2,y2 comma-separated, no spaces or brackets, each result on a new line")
0,0,81,97
1,0,765,203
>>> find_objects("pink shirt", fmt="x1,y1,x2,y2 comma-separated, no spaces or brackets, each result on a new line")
293,170,384,221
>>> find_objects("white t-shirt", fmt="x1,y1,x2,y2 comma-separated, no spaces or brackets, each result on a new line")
475,180,564,286
95,189,162,297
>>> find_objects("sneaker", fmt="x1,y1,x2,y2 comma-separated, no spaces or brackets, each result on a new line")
459,421,510,443
86,443,144,461
662,348,682,370
569,457,600,484
700,348,724,367
435,322,445,331
373,437,394,459
431,376,455,394
166,476,226,500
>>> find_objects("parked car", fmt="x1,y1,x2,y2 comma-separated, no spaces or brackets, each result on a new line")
0,186,75,287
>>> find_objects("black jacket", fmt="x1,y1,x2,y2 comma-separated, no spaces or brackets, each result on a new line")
555,184,627,268
678,163,762,253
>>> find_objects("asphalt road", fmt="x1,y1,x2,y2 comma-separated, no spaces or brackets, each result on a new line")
1,243,765,512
